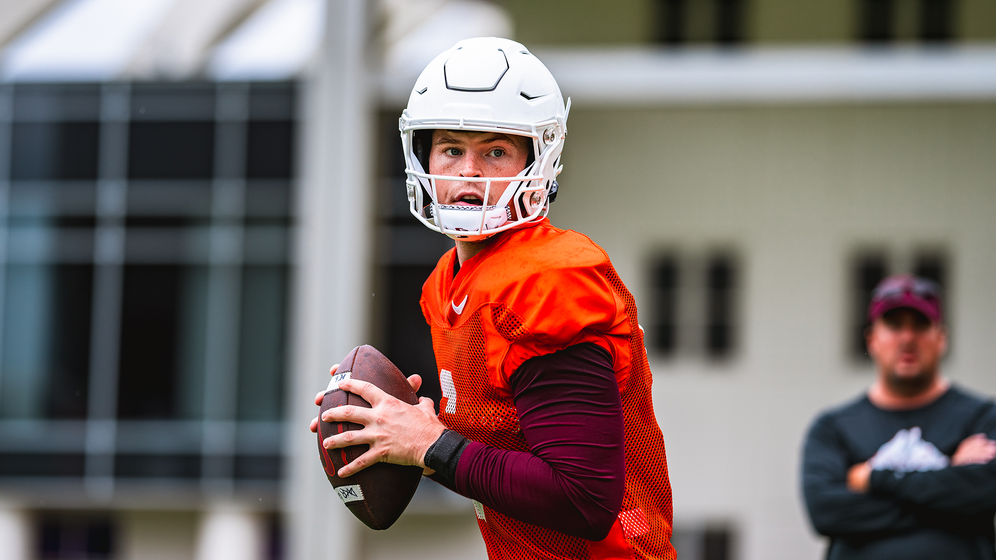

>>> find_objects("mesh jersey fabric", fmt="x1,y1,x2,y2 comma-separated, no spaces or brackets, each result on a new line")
420,219,675,560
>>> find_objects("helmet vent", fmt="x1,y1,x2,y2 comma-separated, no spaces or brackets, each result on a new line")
417,87,427,95
444,47,509,92
520,91,546,100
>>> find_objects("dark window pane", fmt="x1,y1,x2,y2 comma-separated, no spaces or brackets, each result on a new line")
920,0,954,41
382,265,441,407
703,527,732,560
40,519,61,557
715,0,744,44
249,83,295,120
114,454,201,478
245,181,292,221
128,122,214,179
246,121,294,178
705,256,735,358
236,266,288,421
0,453,86,477
914,252,949,330
853,254,887,358
86,520,113,557
234,454,282,480
651,257,679,355
860,0,894,42
657,0,687,44
37,514,114,560
11,122,100,180
266,514,284,560
13,84,101,121
1,264,93,419
117,265,208,419
913,252,946,288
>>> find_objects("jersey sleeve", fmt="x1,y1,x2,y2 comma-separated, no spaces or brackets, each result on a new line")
496,258,631,388
452,343,626,540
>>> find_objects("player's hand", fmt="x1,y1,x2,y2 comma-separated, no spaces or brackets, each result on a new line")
952,433,996,466
309,366,424,434
847,461,871,494
320,377,443,477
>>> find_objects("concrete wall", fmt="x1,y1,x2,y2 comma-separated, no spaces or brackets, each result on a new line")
547,101,996,559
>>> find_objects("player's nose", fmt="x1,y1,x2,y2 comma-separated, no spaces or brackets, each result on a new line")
458,152,484,177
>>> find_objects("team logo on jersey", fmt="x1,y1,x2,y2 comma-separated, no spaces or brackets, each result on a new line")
451,295,468,315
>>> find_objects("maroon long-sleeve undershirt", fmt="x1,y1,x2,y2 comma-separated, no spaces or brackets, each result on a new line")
425,342,626,540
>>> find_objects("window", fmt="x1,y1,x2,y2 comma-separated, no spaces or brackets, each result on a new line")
0,82,295,493
649,251,740,360
850,252,888,358
858,0,955,43
651,257,680,355
38,513,115,560
849,248,949,360
672,525,735,560
656,0,746,46
705,256,736,357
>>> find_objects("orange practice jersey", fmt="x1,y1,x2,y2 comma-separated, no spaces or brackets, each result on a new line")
420,219,675,560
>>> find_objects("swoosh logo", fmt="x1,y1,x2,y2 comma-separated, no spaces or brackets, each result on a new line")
451,295,468,315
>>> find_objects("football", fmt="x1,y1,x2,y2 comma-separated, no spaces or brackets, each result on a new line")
317,345,423,530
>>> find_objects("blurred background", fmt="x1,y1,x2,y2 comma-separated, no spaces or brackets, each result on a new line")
0,0,994,559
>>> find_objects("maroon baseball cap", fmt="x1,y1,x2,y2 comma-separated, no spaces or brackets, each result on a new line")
867,274,943,324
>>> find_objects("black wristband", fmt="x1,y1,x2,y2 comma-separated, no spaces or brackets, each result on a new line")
423,429,470,485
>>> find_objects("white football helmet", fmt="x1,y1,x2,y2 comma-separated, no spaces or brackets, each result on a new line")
400,37,569,241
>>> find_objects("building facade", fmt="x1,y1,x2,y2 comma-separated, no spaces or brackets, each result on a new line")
1,1,996,560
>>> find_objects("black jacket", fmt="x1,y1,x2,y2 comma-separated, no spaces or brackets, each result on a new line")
802,385,996,560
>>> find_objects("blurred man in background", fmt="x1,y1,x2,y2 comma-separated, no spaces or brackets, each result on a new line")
802,274,996,559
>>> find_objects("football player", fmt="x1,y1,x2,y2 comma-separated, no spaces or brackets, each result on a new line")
311,37,676,560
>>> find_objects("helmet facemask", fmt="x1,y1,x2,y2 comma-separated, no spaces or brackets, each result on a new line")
402,124,564,241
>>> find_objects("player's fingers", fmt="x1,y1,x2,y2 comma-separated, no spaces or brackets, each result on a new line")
314,390,325,406
407,374,423,393
416,398,438,417
417,396,435,409
322,426,372,451
321,403,372,426
337,450,378,478
309,416,319,433
336,378,389,404
329,364,340,376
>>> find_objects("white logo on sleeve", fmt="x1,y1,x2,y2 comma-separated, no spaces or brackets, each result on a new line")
451,295,468,315
869,427,949,472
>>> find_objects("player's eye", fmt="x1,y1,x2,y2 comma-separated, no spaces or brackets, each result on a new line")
443,147,461,156
488,148,505,157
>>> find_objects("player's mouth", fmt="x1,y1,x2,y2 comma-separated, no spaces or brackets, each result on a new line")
452,194,484,206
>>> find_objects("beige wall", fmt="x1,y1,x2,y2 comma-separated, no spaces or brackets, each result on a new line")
505,0,996,46
750,0,853,43
119,511,197,560
546,101,996,559
506,0,654,46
